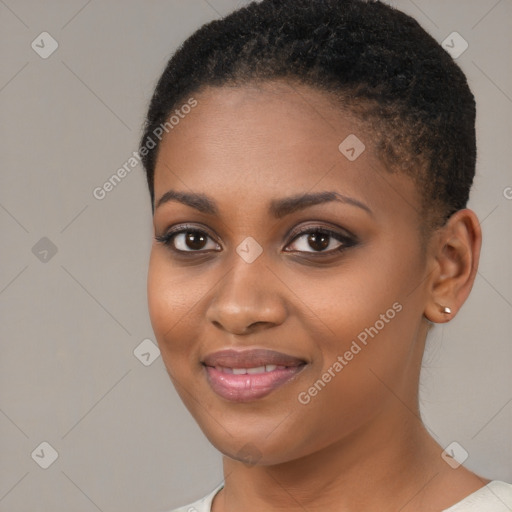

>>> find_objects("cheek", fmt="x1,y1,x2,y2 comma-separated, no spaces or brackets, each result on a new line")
282,303,418,461
146,249,218,374
147,251,194,360
147,251,172,339
285,250,415,350
288,244,423,405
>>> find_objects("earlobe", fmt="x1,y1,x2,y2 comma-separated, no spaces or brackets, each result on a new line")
424,209,482,324
424,302,453,324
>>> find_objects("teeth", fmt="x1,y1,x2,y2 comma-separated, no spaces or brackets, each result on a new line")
215,366,232,374
247,366,266,374
214,365,284,374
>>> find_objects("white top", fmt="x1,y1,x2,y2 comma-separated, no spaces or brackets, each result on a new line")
167,480,512,512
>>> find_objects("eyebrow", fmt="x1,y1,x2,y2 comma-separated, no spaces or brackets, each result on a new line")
155,189,372,217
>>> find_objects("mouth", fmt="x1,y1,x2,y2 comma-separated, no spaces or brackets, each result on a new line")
202,348,307,402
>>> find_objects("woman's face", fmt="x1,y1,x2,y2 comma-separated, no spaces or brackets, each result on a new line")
147,81,431,465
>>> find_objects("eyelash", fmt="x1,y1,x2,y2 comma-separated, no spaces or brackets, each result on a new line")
154,223,357,257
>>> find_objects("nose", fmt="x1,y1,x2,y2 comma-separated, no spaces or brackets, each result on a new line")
205,259,288,335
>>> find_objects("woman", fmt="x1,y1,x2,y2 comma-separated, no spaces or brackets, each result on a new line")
139,0,512,510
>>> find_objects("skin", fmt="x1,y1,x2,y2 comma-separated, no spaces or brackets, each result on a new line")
147,80,485,511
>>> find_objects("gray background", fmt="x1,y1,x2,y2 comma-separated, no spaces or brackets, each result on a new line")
0,0,510,510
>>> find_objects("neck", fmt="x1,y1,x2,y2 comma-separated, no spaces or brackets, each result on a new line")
213,326,485,512
217,401,447,511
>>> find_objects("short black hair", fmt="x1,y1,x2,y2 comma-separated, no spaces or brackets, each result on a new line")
139,0,476,229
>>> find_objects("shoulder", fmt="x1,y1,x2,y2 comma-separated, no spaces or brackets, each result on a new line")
164,483,224,512
443,480,512,511
163,480,512,511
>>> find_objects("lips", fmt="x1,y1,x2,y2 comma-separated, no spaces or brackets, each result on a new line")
202,348,307,402
202,348,306,369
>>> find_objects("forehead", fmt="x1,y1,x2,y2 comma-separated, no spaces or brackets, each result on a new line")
153,81,420,222
158,81,364,169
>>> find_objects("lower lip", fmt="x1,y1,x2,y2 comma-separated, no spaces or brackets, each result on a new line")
204,365,305,402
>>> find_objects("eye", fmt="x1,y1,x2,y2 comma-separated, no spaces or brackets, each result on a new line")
285,227,355,254
155,225,220,253
155,224,357,256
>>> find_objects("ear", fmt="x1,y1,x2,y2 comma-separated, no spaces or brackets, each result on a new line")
424,209,482,323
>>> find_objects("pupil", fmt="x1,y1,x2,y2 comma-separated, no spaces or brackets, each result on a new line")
186,231,207,250
308,232,329,251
